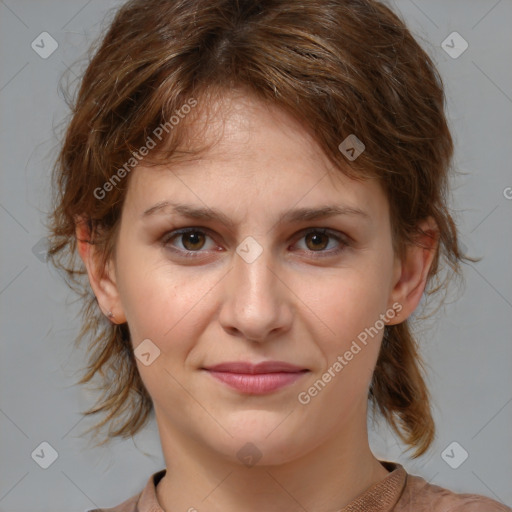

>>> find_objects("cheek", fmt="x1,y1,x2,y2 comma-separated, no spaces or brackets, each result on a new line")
115,242,218,347
298,265,391,347
300,269,389,401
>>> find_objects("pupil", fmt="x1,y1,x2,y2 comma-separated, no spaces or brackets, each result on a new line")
185,232,203,249
309,233,327,250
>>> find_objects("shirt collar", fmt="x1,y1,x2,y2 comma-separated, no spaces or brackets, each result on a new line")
340,461,407,511
137,460,407,512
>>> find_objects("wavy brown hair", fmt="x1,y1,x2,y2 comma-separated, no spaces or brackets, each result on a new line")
47,0,475,458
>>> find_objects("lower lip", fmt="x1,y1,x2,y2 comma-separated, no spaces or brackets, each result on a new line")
205,370,307,394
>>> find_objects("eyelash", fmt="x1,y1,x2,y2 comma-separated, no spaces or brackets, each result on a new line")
160,227,350,259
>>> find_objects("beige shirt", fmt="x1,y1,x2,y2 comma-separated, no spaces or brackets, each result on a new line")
88,461,512,512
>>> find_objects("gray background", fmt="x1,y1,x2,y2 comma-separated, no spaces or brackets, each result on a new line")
1,0,511,511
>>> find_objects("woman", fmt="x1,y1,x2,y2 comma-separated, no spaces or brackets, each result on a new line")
47,0,511,510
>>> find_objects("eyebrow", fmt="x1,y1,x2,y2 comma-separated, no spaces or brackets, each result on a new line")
141,201,370,228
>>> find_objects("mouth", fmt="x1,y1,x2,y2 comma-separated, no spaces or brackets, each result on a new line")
201,361,310,394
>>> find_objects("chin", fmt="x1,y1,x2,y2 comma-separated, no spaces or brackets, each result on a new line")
207,412,315,467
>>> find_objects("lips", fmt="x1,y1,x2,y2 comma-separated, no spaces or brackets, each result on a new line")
202,361,309,394
205,361,307,374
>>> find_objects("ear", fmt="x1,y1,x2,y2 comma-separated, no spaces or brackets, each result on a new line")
75,216,127,324
386,217,439,324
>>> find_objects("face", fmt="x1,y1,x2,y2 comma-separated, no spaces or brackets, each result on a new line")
90,91,419,466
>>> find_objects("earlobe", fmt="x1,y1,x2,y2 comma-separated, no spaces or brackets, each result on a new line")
387,217,439,324
75,217,127,324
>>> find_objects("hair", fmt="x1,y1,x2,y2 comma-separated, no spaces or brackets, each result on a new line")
47,0,476,458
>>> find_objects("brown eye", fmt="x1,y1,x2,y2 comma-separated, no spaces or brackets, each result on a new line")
294,228,349,258
162,228,216,257
180,231,206,251
304,232,329,251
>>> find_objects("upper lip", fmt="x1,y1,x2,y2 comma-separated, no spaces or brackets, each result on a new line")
203,361,308,374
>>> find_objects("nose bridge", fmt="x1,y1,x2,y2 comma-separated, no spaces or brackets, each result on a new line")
220,237,289,340
235,241,276,301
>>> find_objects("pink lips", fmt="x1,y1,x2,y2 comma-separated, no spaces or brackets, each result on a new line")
203,361,309,394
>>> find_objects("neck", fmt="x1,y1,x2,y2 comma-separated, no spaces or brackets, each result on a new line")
155,408,390,512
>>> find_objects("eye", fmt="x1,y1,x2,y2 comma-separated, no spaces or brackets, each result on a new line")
161,228,217,257
292,228,349,257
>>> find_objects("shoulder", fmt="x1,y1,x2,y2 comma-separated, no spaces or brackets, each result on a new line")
84,492,140,512
82,468,166,512
395,472,512,512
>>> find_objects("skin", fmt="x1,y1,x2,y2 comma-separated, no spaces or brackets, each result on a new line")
77,89,438,512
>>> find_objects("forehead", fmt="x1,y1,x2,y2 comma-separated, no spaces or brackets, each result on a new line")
173,89,331,170
125,90,389,222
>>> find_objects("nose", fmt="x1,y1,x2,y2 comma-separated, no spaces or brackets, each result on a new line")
218,241,293,343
